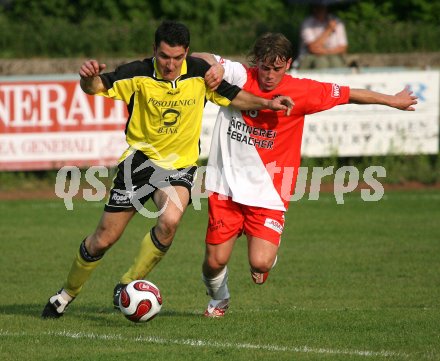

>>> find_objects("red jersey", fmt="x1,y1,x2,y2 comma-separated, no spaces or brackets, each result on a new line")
205,58,350,211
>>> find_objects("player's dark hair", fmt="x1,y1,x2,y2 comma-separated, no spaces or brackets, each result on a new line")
248,33,293,66
155,20,190,49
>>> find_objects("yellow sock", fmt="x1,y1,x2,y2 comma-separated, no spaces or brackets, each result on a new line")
63,241,103,298
120,229,167,284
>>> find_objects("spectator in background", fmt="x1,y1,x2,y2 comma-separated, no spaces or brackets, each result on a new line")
298,4,348,70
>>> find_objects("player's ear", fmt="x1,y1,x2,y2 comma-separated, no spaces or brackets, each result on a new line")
286,58,293,71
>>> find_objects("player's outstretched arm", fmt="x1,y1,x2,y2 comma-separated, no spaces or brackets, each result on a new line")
192,52,217,65
193,51,294,114
349,87,418,111
79,59,107,95
231,92,294,116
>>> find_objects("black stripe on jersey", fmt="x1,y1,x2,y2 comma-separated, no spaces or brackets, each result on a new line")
100,56,240,101
184,56,241,101
125,93,135,135
99,59,154,89
215,79,241,101
99,58,154,135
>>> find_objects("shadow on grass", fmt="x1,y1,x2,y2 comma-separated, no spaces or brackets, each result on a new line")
82,308,200,319
0,304,201,321
0,303,43,317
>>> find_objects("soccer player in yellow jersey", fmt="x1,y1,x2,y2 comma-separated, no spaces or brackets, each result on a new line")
41,20,293,318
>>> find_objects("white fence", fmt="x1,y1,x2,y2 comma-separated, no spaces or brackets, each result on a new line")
0,70,438,171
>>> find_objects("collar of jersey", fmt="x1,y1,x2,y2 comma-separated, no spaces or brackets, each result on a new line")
153,57,188,81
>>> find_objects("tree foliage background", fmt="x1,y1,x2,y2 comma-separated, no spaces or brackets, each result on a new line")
0,0,439,57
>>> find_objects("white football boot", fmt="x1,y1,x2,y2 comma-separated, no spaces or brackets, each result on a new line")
41,289,74,318
204,298,229,318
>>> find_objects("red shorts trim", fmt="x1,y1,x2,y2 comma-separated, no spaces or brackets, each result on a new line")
205,192,285,246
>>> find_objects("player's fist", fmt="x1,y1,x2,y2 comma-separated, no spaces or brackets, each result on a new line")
79,60,106,78
269,96,294,116
205,63,225,91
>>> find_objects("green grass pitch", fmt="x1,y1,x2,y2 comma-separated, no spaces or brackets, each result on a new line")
0,190,439,361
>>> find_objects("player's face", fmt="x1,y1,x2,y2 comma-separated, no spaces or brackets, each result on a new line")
154,41,188,81
257,57,292,91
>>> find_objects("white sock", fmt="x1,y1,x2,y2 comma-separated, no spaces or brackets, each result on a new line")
202,266,230,300
60,289,73,302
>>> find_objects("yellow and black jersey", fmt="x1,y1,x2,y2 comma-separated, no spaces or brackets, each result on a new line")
98,56,241,169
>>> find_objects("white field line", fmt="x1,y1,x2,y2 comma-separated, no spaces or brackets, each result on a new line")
0,329,408,358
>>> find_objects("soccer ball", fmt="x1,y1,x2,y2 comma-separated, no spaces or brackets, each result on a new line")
119,280,163,322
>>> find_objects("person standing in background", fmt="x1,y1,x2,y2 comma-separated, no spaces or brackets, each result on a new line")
298,4,348,69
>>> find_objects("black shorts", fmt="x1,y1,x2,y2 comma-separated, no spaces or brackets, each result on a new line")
105,150,197,212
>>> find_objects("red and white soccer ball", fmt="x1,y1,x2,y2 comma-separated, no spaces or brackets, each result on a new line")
119,280,163,322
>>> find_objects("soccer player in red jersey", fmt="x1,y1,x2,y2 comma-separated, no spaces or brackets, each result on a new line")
194,33,417,317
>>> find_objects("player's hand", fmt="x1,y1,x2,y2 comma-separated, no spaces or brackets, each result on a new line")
268,96,294,116
79,60,106,78
205,63,225,91
393,86,418,111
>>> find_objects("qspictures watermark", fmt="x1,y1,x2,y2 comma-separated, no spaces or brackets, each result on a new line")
54,163,386,215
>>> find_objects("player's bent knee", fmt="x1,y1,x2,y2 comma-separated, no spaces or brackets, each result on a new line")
249,258,273,274
157,216,180,238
